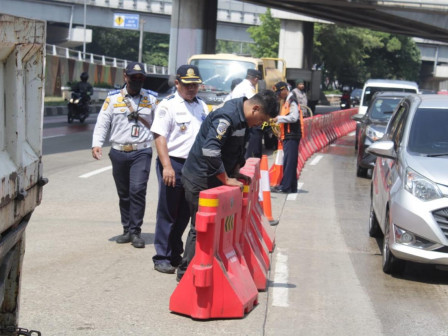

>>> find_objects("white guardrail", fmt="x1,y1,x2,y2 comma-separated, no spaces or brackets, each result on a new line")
46,44,168,75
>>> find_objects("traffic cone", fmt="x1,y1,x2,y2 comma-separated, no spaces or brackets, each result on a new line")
260,155,278,225
269,140,283,187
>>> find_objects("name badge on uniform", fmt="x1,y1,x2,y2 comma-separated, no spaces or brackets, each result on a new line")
180,123,187,131
131,125,140,137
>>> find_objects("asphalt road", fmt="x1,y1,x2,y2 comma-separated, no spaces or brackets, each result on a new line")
18,113,448,335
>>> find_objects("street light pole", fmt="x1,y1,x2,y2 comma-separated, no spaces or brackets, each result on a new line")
83,0,86,59
138,19,145,63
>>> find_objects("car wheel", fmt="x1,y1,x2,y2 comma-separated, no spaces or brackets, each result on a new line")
382,210,405,275
356,165,368,178
369,201,381,238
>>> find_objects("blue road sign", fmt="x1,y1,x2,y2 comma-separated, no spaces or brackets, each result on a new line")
113,13,140,30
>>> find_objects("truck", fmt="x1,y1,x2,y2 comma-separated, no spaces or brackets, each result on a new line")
188,53,322,114
188,54,286,111
0,14,47,336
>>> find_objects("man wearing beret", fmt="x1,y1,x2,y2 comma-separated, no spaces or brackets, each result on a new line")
92,62,157,248
150,65,208,274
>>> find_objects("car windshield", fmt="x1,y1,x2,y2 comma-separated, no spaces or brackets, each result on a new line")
189,59,255,93
408,108,448,156
363,87,416,107
369,98,401,120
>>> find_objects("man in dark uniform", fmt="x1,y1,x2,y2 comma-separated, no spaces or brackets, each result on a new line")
176,90,279,281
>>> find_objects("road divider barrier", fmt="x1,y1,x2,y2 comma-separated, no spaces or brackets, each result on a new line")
169,158,276,319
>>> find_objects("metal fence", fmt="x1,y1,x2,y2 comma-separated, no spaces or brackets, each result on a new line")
45,44,168,75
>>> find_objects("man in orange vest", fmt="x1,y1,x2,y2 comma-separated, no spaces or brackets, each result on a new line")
271,81,303,194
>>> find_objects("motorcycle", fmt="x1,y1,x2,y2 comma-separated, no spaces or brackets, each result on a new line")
340,94,351,110
67,92,90,123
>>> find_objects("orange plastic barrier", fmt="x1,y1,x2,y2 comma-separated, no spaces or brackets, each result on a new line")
246,157,276,252
169,186,258,319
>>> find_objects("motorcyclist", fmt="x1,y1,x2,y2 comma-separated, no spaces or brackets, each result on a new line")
340,86,351,109
73,72,94,111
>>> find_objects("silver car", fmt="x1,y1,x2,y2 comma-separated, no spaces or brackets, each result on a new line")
367,94,448,275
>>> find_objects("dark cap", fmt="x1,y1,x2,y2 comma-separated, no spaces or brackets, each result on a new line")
296,78,304,85
247,69,262,79
273,81,289,93
176,65,202,84
126,62,146,76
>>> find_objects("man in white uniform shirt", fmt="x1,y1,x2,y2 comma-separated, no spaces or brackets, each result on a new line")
150,65,208,274
226,69,264,158
92,62,157,248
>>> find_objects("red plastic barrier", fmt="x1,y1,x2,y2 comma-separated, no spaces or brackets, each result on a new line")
169,186,258,319
245,158,276,253
238,166,269,290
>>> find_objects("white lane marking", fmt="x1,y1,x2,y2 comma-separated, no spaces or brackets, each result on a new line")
286,193,297,201
43,134,65,139
310,155,323,166
79,166,112,178
348,131,356,136
272,251,289,307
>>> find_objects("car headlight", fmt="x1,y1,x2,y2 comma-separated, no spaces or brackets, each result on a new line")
404,168,442,201
394,226,436,249
365,126,384,142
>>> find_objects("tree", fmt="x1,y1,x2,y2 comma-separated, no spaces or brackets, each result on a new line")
247,8,280,58
85,27,169,66
314,24,421,88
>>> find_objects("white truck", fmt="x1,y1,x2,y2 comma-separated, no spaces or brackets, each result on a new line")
0,14,47,336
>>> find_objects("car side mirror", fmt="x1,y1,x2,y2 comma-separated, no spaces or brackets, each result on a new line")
351,113,364,122
366,140,397,160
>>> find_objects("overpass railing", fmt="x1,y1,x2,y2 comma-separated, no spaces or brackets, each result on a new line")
45,44,168,75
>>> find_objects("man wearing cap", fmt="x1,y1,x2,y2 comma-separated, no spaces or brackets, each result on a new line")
92,62,157,248
225,68,262,102
225,68,264,158
176,90,279,282
271,81,302,194
150,65,208,274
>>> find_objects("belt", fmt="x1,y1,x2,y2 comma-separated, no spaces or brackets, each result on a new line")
111,142,151,152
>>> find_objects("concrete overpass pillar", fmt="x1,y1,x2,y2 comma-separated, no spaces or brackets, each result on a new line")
278,19,314,70
168,0,217,74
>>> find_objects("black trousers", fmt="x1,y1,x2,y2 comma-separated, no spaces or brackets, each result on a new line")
176,176,203,279
153,157,190,267
245,127,263,159
280,138,300,193
109,147,152,234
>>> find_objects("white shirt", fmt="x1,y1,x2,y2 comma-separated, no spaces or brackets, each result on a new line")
224,79,256,102
92,87,157,147
150,91,208,159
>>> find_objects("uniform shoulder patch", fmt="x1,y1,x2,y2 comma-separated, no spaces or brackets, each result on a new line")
167,94,175,100
216,118,231,140
157,106,168,118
